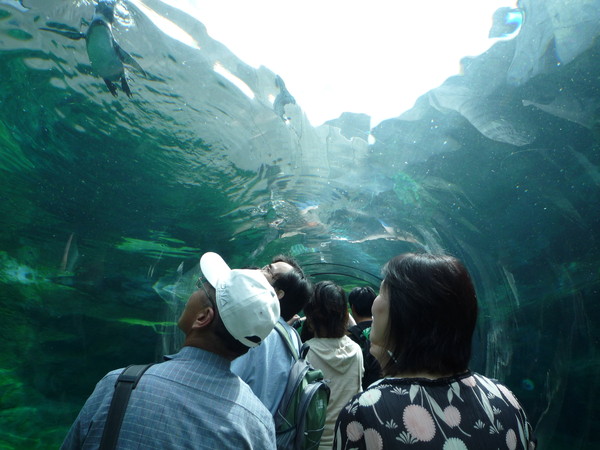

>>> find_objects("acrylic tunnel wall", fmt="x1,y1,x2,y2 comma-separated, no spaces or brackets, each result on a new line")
0,0,599,448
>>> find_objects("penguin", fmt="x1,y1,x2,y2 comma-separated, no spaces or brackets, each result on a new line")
41,0,144,97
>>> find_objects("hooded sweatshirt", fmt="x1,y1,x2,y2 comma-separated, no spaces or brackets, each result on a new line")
306,335,364,450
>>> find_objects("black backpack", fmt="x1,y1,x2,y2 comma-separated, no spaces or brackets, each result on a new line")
274,322,330,450
348,323,382,390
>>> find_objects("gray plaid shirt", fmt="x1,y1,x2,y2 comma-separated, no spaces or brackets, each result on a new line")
61,346,275,449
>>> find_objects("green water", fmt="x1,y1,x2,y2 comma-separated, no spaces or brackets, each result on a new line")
1,0,599,448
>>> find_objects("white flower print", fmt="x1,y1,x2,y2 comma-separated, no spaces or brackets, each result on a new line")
443,437,468,450
391,386,409,396
474,420,486,430
345,401,358,415
489,420,504,435
359,389,382,407
359,388,385,425
336,376,531,449
396,431,418,444
385,419,398,429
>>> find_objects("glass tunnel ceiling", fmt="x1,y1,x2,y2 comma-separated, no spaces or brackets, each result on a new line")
0,0,599,448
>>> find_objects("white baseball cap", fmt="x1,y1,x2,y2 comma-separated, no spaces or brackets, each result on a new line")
200,252,280,347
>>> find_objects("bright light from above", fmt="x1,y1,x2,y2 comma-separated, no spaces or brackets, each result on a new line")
213,62,255,99
168,0,517,127
130,0,200,50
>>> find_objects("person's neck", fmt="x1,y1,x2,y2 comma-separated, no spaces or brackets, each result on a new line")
389,369,468,380
354,316,371,324
184,333,239,361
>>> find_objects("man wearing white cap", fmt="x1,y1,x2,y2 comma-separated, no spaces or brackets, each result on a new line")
61,252,280,450
179,253,313,417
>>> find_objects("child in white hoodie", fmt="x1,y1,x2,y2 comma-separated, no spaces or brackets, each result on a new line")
303,281,364,450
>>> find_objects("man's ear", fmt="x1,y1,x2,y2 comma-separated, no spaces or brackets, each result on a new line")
276,289,285,300
191,305,215,330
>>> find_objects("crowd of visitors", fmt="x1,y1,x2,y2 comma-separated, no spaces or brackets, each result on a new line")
61,251,536,449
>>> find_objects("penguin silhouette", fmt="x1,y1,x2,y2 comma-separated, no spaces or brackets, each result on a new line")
41,0,144,97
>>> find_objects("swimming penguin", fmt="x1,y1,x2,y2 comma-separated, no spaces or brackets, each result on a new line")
41,0,144,97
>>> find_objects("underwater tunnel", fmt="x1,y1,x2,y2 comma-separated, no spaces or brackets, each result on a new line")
0,0,599,447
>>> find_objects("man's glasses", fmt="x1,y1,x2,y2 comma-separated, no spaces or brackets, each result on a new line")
196,276,216,307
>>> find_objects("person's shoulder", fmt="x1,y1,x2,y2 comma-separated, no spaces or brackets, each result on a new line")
347,323,360,332
100,367,126,384
221,378,275,435
470,372,524,409
232,341,266,371
273,320,302,349
473,373,521,400
83,367,126,400
273,319,292,338
270,324,292,351
342,334,363,351
259,327,280,348
345,382,401,413
234,376,275,421
207,378,276,445
347,323,370,344
470,371,503,387
362,380,412,404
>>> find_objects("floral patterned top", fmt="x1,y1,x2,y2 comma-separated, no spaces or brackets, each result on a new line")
333,371,536,450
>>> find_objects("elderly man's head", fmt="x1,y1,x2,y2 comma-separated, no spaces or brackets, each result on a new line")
179,253,280,358
261,255,312,321
179,254,312,336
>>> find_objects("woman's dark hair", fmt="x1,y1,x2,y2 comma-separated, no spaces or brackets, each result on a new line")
348,286,376,318
270,254,313,321
304,281,348,338
381,253,478,376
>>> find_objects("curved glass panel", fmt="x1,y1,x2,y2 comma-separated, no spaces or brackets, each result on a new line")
0,0,598,447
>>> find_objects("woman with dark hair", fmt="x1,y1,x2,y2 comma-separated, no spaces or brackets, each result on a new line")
334,253,536,449
303,281,364,450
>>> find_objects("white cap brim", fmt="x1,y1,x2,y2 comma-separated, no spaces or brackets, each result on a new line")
200,252,231,287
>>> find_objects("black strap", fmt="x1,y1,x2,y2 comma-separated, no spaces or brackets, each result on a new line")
99,363,155,450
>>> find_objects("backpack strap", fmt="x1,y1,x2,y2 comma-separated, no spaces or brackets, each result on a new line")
99,363,155,450
348,325,366,344
299,342,311,360
275,321,301,360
